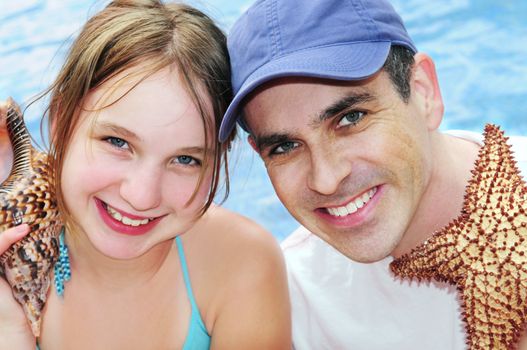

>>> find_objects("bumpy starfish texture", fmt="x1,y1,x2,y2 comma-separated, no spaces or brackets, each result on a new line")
391,124,527,350
0,98,62,337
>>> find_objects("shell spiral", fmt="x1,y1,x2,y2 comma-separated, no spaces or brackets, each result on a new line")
0,98,62,337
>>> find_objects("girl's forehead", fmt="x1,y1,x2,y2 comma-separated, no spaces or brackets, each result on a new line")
87,63,213,110
82,65,215,140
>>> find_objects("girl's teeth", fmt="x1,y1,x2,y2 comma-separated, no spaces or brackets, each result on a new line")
106,205,150,226
327,187,377,217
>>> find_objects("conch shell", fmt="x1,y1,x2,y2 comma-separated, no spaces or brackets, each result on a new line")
0,98,62,337
391,125,527,350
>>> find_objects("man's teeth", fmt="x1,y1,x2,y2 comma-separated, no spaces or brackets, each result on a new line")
106,205,151,226
327,187,377,217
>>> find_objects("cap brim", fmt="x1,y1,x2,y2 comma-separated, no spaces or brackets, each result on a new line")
219,41,391,142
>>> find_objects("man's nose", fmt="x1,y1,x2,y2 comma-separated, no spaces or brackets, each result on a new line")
306,145,350,196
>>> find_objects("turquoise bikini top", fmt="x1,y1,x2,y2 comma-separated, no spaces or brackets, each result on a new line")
176,235,211,349
37,236,210,349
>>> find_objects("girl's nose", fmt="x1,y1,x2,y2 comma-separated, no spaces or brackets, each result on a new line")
119,164,162,211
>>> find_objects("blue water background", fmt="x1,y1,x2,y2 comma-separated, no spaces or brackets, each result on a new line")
1,0,526,241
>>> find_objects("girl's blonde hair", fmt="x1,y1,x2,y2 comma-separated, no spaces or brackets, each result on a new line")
41,0,235,223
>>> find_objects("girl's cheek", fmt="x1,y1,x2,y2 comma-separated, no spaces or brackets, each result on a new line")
166,174,212,209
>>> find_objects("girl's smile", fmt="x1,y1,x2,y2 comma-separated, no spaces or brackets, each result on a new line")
95,198,162,236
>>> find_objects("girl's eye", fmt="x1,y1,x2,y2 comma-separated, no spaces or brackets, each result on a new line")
175,155,200,166
337,111,365,128
105,137,129,149
271,141,299,156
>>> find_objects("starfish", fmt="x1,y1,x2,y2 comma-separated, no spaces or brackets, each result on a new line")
391,124,527,350
0,98,62,337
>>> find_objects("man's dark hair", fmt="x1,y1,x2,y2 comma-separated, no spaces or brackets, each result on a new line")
382,45,415,103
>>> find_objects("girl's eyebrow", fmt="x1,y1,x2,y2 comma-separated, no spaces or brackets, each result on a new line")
95,121,211,154
314,92,376,126
179,146,208,154
95,121,140,141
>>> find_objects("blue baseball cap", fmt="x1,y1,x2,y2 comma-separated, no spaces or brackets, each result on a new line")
219,0,417,142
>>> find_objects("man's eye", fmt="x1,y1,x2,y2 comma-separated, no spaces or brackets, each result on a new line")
337,111,365,128
175,155,200,166
105,137,129,149
271,141,299,155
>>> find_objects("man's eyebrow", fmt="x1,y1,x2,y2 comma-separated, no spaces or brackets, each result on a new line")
315,92,376,125
254,133,294,152
95,121,140,141
252,92,375,151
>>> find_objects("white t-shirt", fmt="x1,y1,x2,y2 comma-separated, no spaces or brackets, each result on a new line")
281,130,527,350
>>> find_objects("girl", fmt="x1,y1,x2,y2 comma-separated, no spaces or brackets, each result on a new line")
0,1,291,349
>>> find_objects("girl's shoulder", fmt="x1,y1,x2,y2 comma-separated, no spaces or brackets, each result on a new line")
180,204,285,292
190,205,278,249
180,206,290,346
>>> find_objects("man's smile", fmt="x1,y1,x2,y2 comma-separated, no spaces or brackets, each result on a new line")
325,187,378,217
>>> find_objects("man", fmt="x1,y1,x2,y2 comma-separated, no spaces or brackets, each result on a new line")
219,0,527,348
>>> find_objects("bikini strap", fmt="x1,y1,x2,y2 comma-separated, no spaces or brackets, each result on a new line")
175,236,201,315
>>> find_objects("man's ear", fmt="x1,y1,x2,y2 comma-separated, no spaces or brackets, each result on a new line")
247,134,259,153
411,53,444,131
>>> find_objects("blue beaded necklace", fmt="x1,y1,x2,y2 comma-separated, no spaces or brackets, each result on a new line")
53,227,71,297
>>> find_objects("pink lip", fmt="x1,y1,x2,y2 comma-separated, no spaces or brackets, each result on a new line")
315,185,384,228
324,188,375,209
95,198,162,236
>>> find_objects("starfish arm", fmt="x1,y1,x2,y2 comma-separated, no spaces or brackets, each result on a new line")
390,219,467,284
459,266,527,350
392,125,527,350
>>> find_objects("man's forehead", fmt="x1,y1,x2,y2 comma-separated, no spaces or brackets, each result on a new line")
243,74,383,133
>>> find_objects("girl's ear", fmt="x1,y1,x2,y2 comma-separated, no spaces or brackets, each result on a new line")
410,53,444,131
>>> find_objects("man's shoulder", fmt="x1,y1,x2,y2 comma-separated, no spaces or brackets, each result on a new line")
508,135,527,175
280,225,314,251
280,225,340,258
446,128,527,175
280,226,348,271
280,225,387,279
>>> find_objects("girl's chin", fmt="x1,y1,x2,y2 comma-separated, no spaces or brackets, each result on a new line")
83,233,146,260
92,234,174,260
